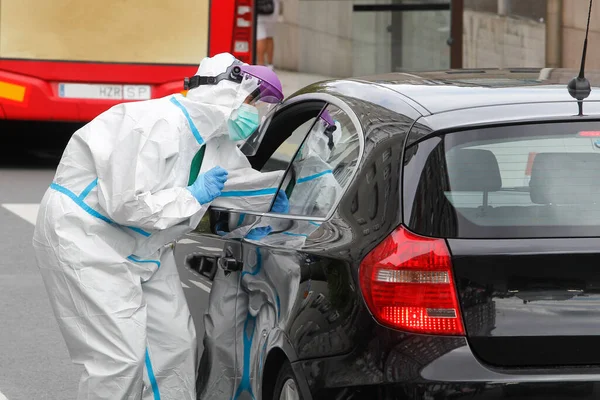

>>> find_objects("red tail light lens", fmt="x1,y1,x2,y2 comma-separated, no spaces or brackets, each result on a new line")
578,131,600,137
359,226,465,335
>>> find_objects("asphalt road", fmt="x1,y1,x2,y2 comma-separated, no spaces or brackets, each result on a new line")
0,149,213,400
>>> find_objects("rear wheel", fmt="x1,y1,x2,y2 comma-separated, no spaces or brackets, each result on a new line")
272,362,302,400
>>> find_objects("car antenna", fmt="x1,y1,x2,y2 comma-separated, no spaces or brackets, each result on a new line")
568,0,594,116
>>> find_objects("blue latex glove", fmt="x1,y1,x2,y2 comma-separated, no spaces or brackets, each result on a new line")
272,190,289,213
187,166,228,204
246,226,273,240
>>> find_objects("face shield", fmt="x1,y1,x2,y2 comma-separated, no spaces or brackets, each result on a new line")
184,62,284,155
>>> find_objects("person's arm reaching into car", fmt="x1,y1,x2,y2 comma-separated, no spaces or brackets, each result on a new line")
95,113,227,231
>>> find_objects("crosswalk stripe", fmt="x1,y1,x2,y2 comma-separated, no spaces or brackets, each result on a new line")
0,390,10,400
1,203,39,225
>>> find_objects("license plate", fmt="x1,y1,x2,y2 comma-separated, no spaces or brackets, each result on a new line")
58,83,151,100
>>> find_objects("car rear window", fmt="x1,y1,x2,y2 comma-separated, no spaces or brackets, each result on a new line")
403,121,600,238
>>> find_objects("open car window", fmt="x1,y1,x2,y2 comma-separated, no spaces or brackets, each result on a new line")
226,104,362,248
260,117,318,173
273,104,361,219
197,100,327,235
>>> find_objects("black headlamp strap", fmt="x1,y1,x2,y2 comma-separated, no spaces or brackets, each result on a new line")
184,61,244,90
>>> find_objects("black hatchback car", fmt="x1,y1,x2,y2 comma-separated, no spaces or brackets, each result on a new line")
175,68,600,400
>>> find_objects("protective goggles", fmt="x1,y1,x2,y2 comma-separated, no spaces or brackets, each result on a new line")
185,63,284,156
184,62,284,105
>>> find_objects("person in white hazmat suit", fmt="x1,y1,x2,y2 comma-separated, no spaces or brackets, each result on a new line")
223,110,343,244
198,112,343,399
32,52,286,400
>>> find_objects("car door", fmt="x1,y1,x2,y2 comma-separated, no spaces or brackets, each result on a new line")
225,102,363,400
176,99,328,400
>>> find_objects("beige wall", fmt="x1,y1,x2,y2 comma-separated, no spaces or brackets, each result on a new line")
561,0,600,69
274,0,399,78
0,0,209,64
274,0,354,77
274,0,449,77
274,2,546,76
464,0,546,21
463,10,546,68
399,10,450,71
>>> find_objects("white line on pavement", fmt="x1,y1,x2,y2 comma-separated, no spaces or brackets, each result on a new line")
189,279,211,293
2,203,39,225
181,282,190,288
0,390,9,400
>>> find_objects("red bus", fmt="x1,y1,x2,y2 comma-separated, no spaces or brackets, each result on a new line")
0,0,255,124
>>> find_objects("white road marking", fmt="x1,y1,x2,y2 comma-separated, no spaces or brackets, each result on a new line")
181,282,190,288
2,203,39,225
189,279,211,293
0,390,9,400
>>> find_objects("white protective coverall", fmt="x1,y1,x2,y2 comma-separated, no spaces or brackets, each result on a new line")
32,52,284,400
199,119,343,399
226,118,343,244
287,119,343,216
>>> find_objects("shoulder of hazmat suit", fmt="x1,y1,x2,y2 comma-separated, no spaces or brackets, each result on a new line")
85,97,207,231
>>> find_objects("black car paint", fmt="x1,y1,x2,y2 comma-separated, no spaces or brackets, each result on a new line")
176,69,600,399
450,237,600,367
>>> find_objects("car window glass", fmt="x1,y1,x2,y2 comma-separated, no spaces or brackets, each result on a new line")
404,121,600,238
260,117,317,173
199,105,323,236
275,104,361,218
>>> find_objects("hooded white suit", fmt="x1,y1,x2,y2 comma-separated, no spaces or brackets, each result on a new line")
199,121,343,398
32,53,283,400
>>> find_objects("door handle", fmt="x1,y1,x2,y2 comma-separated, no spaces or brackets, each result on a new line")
218,244,243,274
186,254,218,281
218,256,243,273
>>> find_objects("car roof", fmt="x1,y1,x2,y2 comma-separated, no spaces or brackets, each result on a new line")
312,68,600,116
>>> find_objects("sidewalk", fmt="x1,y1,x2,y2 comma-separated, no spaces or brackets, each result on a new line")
275,69,333,98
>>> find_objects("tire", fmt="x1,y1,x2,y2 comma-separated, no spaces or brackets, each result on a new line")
272,361,303,400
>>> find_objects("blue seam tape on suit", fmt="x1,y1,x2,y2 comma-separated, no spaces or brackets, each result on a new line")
237,213,246,226
145,348,161,400
296,170,333,184
234,247,262,400
127,255,161,268
170,97,204,145
282,231,309,237
79,178,98,200
51,183,152,237
220,188,278,197
127,226,151,237
51,183,113,224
